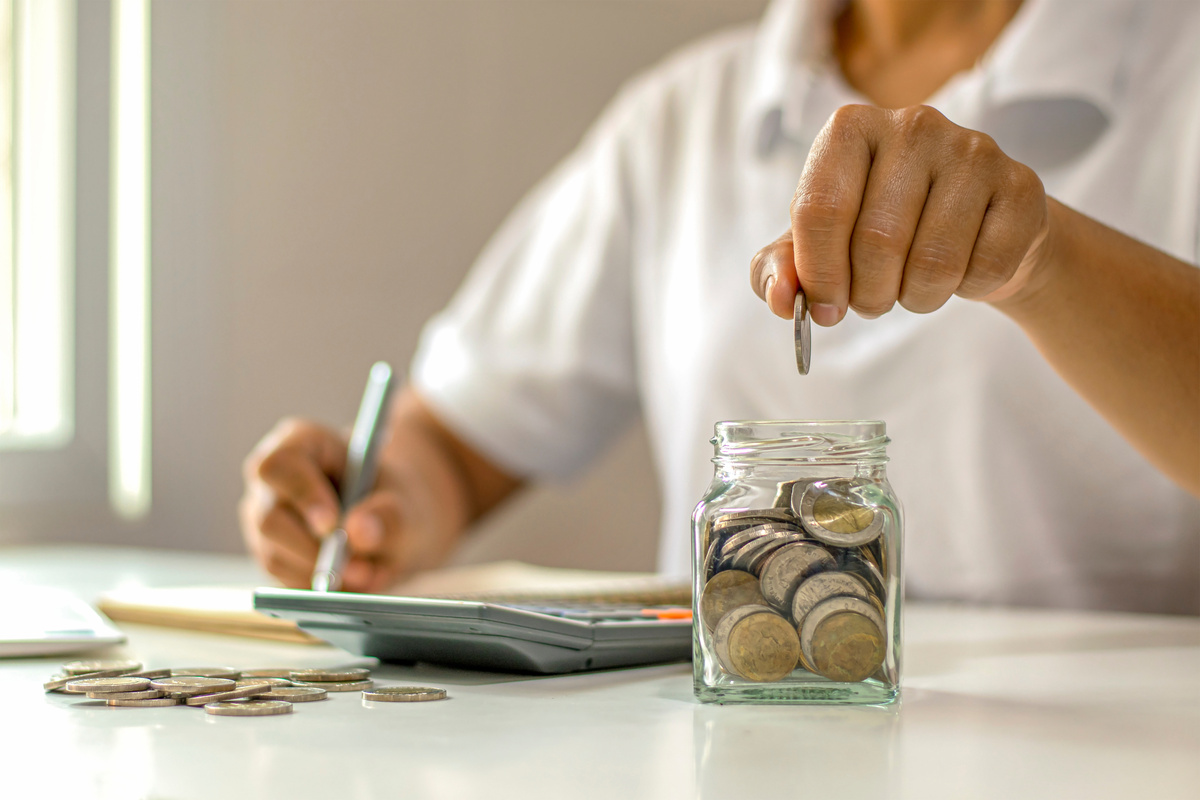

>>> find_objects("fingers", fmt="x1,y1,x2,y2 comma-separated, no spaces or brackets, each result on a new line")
790,104,878,326
238,484,320,588
341,492,405,593
750,231,798,319
244,418,346,534
847,145,929,318
752,104,1050,326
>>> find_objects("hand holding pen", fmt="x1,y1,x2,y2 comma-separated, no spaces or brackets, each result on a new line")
239,363,439,594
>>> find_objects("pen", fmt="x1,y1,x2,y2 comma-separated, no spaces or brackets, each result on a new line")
311,361,395,592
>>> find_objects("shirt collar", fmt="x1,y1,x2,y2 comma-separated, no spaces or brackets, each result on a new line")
745,0,1142,158
980,0,1139,119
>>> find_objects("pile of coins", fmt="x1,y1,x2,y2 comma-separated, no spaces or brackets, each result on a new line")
700,477,889,684
43,660,447,716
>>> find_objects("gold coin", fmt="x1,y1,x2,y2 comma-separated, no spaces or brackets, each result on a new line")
725,610,801,682
699,570,767,631
810,611,885,683
812,492,875,534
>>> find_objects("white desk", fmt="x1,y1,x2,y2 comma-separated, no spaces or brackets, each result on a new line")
2,546,1197,800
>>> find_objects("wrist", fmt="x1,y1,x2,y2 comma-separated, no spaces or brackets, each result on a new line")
988,197,1072,322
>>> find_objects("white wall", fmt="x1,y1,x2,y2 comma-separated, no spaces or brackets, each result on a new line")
2,0,768,572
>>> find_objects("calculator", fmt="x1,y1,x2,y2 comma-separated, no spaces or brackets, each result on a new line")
253,588,693,674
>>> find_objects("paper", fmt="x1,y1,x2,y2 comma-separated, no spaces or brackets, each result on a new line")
96,561,692,643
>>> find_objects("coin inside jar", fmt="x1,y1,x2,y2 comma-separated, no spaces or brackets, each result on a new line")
790,571,873,626
700,570,767,631
800,596,886,683
758,542,835,612
716,607,801,682
795,480,884,547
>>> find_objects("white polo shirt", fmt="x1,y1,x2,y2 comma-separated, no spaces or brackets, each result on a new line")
412,0,1200,613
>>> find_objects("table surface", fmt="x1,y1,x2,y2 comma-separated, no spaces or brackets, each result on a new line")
2,545,1197,800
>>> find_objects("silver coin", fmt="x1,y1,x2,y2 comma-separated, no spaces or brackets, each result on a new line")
790,571,872,626
733,532,811,576
150,677,236,696
184,684,275,706
711,508,797,537
794,479,884,547
362,686,447,702
257,686,328,702
837,550,887,601
171,667,241,679
240,668,295,679
65,676,152,694
289,668,371,682
758,542,836,612
126,668,173,680
292,679,373,692
107,697,181,707
799,595,886,671
87,689,164,701
234,677,293,689
62,659,143,676
716,523,800,571
44,667,139,693
205,700,293,717
794,291,810,375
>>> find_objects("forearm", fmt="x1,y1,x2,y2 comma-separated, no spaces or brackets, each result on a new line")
384,387,525,543
993,199,1200,495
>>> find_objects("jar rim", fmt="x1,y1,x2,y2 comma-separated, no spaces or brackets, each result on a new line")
711,420,889,465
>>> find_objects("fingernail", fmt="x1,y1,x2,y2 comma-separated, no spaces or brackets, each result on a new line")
810,303,842,327
764,274,776,302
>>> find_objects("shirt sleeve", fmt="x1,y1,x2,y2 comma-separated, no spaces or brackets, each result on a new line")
409,89,644,481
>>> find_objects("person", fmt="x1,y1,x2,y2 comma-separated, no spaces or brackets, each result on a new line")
239,0,1200,613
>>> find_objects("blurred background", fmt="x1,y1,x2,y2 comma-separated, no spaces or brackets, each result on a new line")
0,0,768,573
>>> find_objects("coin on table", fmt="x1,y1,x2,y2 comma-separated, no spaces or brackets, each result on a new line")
45,667,141,693
151,677,236,696
87,689,164,701
758,542,835,612
107,697,182,707
62,659,142,676
256,686,328,702
790,571,873,626
699,570,768,631
794,291,811,375
799,596,886,683
234,677,293,689
794,479,884,547
362,686,448,702
185,684,275,706
65,676,152,694
240,668,295,679
205,700,293,717
292,680,373,692
713,605,800,682
171,667,241,680
289,668,371,682
127,668,173,680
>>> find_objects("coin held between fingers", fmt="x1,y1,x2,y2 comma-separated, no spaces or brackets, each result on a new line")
794,292,811,375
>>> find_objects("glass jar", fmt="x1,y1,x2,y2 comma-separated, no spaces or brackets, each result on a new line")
692,420,901,705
